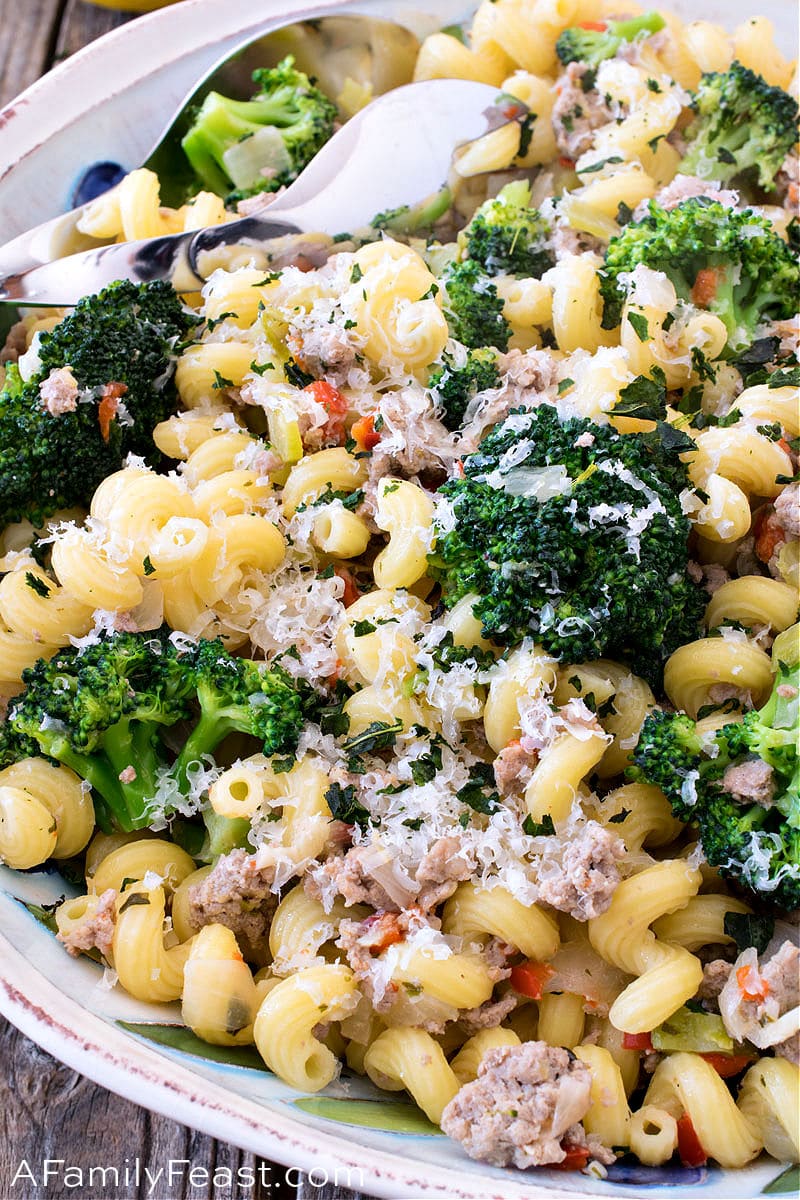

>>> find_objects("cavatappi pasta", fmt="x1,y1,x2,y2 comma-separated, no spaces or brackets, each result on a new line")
0,0,798,1182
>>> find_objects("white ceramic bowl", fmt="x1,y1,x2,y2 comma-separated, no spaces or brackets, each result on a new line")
0,3,797,1197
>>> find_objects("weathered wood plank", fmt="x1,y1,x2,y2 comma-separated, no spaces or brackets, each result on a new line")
0,0,63,107
53,0,134,63
0,1017,289,1200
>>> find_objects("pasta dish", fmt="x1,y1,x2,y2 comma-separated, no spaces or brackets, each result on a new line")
0,0,798,1179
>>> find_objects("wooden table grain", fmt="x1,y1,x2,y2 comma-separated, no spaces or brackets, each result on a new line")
0,5,372,1198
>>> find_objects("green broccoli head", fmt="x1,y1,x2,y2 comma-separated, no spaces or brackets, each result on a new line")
461,180,554,278
0,280,195,529
600,198,799,351
556,11,666,68
429,347,502,430
441,260,511,351
680,62,799,192
181,56,337,203
173,638,307,785
632,661,800,908
3,630,194,831
0,631,309,833
428,404,704,683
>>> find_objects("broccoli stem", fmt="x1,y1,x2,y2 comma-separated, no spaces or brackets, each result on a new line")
172,707,230,789
200,810,251,862
607,12,665,41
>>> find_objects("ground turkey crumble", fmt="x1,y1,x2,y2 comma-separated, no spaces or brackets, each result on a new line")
722,759,775,807
306,833,473,914
185,849,277,963
774,482,800,541
537,821,625,921
57,888,116,959
458,991,518,1035
551,63,613,160
695,958,733,1010
286,322,358,388
39,366,79,415
440,1042,614,1169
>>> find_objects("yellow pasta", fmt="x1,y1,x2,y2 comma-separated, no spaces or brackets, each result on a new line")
364,1028,460,1123
253,964,359,1091
589,860,703,1032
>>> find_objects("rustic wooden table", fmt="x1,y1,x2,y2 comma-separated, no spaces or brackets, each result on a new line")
0,4,372,1198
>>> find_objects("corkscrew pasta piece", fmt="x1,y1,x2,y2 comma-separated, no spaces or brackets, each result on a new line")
0,562,93,646
364,1028,460,1124
450,1028,521,1086
645,1052,761,1168
373,479,434,590
589,860,703,1033
442,882,560,961
282,447,368,518
268,886,367,975
483,644,558,753
182,924,264,1046
524,727,609,823
0,758,93,861
737,1057,800,1163
595,782,683,853
253,964,359,1091
574,1045,631,1148
704,577,798,635
544,254,616,353
652,894,751,951
664,637,774,718
89,838,196,896
628,1105,679,1166
112,884,194,1003
0,784,59,869
537,992,585,1048
347,240,449,370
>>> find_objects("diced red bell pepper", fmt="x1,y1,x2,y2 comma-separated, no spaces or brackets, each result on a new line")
551,1142,591,1170
677,1114,707,1167
509,960,555,1000
351,412,382,451
621,1031,654,1051
334,566,361,607
691,267,720,308
700,1052,755,1078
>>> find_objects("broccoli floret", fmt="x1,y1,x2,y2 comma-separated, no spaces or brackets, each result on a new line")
600,198,799,351
181,56,337,203
429,347,502,430
0,280,195,529
461,180,554,278
428,405,704,684
0,631,307,833
631,661,800,908
556,11,665,68
370,187,452,235
441,260,511,351
680,62,798,193
173,638,306,786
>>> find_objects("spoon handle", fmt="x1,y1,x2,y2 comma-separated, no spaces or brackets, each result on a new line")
0,213,303,306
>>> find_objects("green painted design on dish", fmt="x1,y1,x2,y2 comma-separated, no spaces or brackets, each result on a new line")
763,1165,800,1194
294,1097,442,1135
118,1021,268,1071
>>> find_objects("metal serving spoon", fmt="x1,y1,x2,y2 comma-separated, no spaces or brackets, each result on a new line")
0,78,512,306
0,14,421,291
